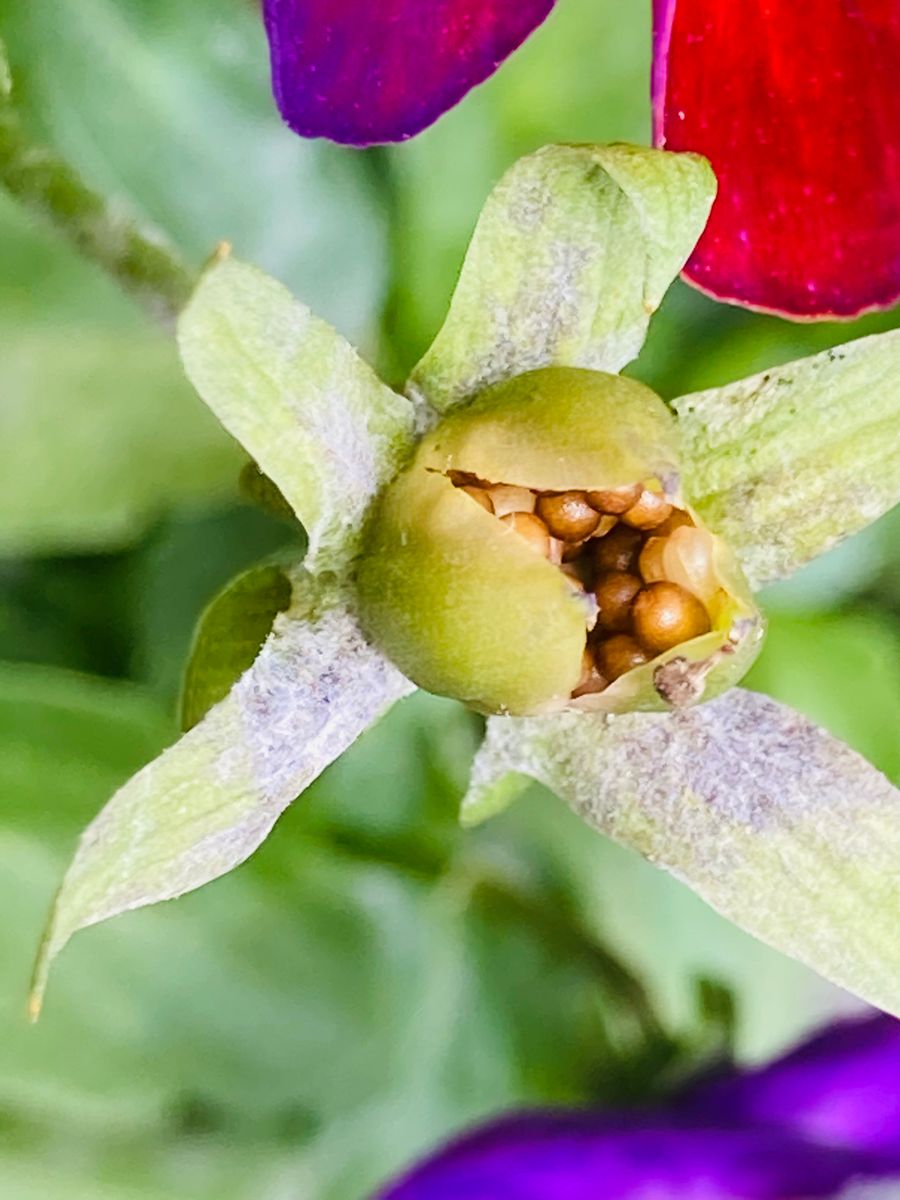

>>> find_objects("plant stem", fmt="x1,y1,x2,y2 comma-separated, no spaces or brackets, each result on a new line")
0,48,196,326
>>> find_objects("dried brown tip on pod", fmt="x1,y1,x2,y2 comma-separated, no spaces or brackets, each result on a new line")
462,485,493,512
621,488,673,531
586,483,643,514
593,570,642,633
595,634,648,681
573,647,607,697
536,492,601,541
632,581,711,655
592,524,643,574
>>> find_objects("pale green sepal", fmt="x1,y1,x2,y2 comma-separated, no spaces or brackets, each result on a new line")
409,143,716,413
178,255,417,572
673,330,900,589
31,568,415,1016
465,690,900,1016
179,561,293,731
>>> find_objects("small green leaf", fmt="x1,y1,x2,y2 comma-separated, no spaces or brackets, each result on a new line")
409,143,715,413
178,256,417,573
179,562,293,732
673,330,900,589
31,570,414,1015
465,689,900,1016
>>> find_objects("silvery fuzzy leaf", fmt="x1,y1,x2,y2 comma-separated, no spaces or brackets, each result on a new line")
673,330,900,589
409,143,716,413
178,255,417,573
463,689,900,1017
31,569,414,1016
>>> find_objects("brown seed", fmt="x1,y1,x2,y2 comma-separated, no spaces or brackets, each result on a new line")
638,536,668,583
591,514,618,539
592,524,643,574
595,634,648,681
572,647,608,697
462,485,493,513
501,511,552,558
632,581,711,655
653,507,693,537
586,483,643,515
488,484,537,516
593,571,642,633
536,492,601,541
621,489,673,531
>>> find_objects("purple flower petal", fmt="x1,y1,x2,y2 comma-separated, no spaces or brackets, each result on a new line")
653,0,900,317
687,1015,900,1160
262,0,555,145
375,1111,895,1199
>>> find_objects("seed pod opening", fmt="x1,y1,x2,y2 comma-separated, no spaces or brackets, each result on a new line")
356,367,764,716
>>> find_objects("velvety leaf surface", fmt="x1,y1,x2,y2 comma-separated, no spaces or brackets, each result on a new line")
180,561,293,731
673,331,900,589
31,571,414,1013
264,0,555,145
409,143,715,413
464,689,900,1017
178,256,416,572
653,0,900,317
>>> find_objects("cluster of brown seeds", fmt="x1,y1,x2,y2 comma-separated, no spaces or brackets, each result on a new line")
450,473,713,697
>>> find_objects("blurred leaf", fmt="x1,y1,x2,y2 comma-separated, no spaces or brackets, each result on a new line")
1,0,388,343
32,572,413,1014
0,327,242,555
409,143,715,413
467,690,900,1018
178,256,416,572
3,668,684,1200
674,331,900,589
180,561,292,731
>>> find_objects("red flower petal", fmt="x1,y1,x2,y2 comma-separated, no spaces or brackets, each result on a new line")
653,0,900,318
263,0,555,146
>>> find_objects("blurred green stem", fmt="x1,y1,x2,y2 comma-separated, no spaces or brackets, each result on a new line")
0,42,195,325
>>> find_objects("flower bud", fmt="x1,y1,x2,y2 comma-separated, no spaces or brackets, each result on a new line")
356,367,763,716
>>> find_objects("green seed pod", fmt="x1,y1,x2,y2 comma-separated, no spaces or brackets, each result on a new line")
356,367,763,716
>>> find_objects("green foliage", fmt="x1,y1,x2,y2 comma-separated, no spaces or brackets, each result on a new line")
180,563,293,731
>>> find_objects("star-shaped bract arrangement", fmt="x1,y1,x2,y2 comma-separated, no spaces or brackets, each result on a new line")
374,1014,900,1199
31,145,900,1021
263,0,900,319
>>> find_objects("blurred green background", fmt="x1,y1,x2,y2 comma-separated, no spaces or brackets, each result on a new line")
1,1,899,1196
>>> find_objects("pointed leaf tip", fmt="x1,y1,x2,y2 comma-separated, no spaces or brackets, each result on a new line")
31,570,414,1014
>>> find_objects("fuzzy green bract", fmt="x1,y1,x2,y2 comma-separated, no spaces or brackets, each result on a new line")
32,143,900,1020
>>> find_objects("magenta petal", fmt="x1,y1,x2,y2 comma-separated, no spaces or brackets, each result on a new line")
375,1112,894,1199
653,0,900,317
687,1015,900,1160
262,0,555,145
